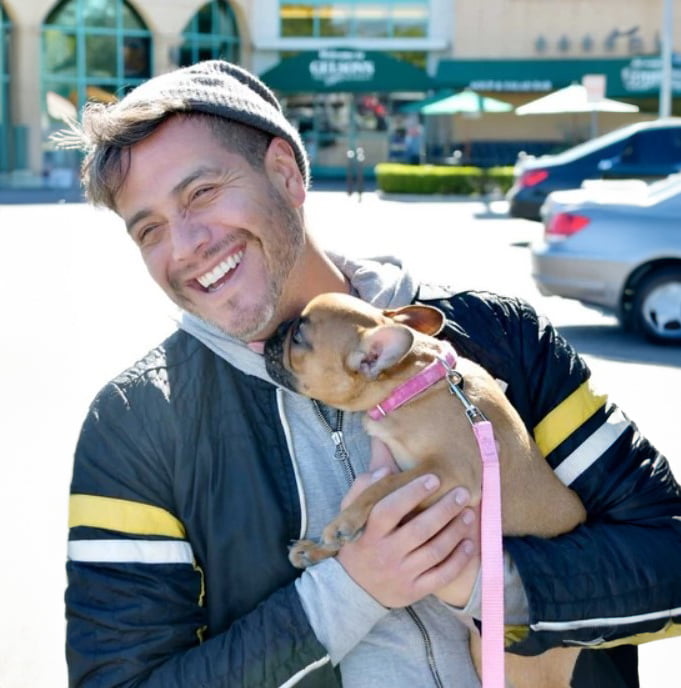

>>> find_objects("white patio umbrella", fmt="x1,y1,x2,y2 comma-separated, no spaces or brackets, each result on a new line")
516,84,639,138
515,84,639,115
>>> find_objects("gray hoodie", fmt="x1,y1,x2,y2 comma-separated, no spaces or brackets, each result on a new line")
180,254,528,688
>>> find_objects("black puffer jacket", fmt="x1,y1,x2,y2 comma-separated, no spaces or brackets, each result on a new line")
66,289,681,687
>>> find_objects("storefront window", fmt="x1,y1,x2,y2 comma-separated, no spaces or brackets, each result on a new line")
0,3,10,172
42,0,151,107
319,5,351,38
41,0,152,184
281,0,427,40
179,1,241,67
284,91,419,176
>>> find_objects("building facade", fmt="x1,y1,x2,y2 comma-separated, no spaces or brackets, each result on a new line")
0,0,679,187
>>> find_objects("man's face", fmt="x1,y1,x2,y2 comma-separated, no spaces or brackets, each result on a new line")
115,116,306,341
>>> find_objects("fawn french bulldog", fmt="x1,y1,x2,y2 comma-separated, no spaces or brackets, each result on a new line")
264,292,586,688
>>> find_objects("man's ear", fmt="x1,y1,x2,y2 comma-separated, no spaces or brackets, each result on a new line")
264,137,306,206
346,325,414,380
382,304,445,336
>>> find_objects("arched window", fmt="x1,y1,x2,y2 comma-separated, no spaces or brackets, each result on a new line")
179,0,240,67
42,0,152,115
0,3,11,172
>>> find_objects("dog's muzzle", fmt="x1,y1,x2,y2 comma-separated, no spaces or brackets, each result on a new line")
263,319,299,392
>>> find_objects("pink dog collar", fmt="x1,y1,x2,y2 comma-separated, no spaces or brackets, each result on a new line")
367,343,457,420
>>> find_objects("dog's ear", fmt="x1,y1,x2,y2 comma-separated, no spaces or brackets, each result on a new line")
383,305,445,336
346,325,414,380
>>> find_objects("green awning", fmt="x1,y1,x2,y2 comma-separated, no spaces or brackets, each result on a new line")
260,49,433,93
435,56,681,97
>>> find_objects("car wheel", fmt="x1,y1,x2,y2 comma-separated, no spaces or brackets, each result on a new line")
632,267,681,343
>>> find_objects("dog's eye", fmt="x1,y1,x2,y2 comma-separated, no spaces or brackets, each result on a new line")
291,320,305,346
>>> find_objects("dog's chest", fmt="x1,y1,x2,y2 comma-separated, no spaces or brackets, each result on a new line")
363,416,420,471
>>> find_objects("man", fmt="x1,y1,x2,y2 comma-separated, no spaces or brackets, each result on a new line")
65,60,681,687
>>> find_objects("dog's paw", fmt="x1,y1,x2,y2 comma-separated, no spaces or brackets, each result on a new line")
288,539,337,569
320,520,365,548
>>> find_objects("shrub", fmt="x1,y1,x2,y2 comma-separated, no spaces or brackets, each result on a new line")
375,163,515,195
485,166,515,194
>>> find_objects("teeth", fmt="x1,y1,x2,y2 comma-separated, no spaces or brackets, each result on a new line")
197,251,244,289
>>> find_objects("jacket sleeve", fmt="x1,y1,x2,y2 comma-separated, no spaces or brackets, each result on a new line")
499,298,681,655
66,382,337,688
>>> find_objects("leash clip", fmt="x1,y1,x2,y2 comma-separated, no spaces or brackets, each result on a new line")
438,355,488,426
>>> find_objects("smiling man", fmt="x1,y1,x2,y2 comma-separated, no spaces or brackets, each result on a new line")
64,60,681,688
117,116,339,340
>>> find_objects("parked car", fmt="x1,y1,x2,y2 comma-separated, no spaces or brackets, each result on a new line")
508,118,681,221
531,174,681,343
539,178,649,223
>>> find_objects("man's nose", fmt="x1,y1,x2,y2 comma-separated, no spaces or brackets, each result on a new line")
169,218,211,261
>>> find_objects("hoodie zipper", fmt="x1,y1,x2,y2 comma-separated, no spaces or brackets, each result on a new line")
311,400,356,484
311,399,445,688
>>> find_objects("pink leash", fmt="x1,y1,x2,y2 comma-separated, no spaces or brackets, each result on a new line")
473,422,505,688
368,343,505,687
442,353,505,688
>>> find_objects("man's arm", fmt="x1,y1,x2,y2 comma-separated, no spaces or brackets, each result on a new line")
501,298,681,655
66,554,333,687
66,382,337,688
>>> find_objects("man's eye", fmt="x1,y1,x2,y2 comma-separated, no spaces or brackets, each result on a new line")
137,225,158,243
191,185,214,202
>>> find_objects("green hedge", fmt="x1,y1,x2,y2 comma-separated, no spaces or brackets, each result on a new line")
374,163,515,195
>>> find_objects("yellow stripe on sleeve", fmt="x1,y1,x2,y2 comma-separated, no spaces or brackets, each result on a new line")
69,494,186,538
590,621,681,649
533,380,607,457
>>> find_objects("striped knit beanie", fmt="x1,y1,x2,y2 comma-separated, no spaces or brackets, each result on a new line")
118,60,310,187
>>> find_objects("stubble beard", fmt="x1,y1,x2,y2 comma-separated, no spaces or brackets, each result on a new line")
187,184,306,342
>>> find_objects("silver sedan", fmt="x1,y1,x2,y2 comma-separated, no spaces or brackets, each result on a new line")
532,175,681,343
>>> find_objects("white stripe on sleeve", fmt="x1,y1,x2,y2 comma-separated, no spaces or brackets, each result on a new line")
278,656,331,687
532,606,681,632
68,539,194,564
554,408,630,486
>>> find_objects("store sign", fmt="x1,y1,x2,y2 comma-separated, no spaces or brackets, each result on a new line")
309,50,375,88
469,79,553,92
620,55,681,93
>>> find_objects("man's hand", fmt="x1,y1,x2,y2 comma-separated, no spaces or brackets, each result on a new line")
336,439,480,609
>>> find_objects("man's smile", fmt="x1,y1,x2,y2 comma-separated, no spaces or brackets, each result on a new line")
195,249,245,292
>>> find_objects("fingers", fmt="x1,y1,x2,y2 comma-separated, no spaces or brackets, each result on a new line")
406,504,480,605
399,487,472,554
341,466,390,509
336,482,480,608
362,473,443,538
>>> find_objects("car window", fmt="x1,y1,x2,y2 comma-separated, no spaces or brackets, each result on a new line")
623,128,681,164
550,123,640,162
